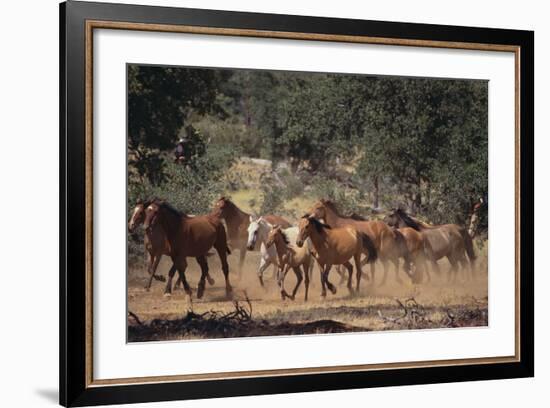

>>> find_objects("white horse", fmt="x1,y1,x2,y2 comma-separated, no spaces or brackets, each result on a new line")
248,216,313,287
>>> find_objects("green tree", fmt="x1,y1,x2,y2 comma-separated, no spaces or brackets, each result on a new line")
127,65,230,183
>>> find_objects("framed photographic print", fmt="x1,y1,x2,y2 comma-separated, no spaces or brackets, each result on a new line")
60,1,534,406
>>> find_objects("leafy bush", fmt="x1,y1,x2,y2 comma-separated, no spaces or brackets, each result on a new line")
309,176,365,216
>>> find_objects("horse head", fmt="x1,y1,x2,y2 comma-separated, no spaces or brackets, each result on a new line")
128,201,147,232
296,216,331,247
246,215,261,250
265,225,282,249
307,201,328,221
383,209,401,228
143,201,162,233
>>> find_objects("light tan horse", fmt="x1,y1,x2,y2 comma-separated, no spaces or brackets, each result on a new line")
143,200,232,299
384,208,476,282
307,199,410,286
296,216,377,296
213,197,291,278
128,201,214,290
265,226,313,301
392,226,434,284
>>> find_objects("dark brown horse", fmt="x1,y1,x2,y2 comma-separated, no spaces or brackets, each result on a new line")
143,200,232,298
213,197,291,278
384,208,476,281
128,201,214,290
307,199,411,286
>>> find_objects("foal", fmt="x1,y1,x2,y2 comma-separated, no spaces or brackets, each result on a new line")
265,226,312,301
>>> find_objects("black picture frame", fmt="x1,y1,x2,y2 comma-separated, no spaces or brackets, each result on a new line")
60,1,534,406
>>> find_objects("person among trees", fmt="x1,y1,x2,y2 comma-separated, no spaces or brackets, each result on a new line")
174,137,188,164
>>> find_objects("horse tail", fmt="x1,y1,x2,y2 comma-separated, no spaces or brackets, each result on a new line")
360,233,378,263
460,227,476,261
216,224,231,255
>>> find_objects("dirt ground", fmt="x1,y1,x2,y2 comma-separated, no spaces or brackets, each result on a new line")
127,247,488,342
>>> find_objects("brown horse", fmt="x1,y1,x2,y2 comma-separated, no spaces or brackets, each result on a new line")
384,208,476,281
383,220,434,284
143,200,232,298
296,216,377,296
307,199,411,286
265,226,313,301
213,197,291,278
128,201,214,290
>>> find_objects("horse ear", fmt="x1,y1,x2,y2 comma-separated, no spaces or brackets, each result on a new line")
249,215,255,223
301,213,310,219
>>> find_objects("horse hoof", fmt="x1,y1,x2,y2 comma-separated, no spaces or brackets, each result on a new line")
207,277,215,286
163,293,172,298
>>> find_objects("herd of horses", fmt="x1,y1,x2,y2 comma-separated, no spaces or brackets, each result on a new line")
128,197,477,301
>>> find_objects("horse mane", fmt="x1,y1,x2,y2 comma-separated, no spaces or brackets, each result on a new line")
395,209,422,231
320,199,343,216
303,215,332,232
218,196,249,216
279,229,290,245
349,212,368,221
152,199,189,218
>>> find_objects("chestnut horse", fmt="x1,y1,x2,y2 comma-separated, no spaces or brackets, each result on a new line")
296,216,377,296
143,200,232,298
307,199,411,286
265,226,313,301
213,197,291,278
384,208,476,281
128,201,214,290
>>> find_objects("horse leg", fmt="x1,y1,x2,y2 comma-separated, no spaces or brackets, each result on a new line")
279,265,291,300
175,258,192,298
353,254,364,293
319,263,327,298
446,255,458,283
237,248,246,280
393,259,404,285
257,257,271,287
303,261,311,301
195,255,209,299
199,256,215,286
431,260,441,279
370,263,376,286
324,264,337,295
145,253,162,291
288,266,303,301
215,244,232,298
164,259,179,296
335,265,346,285
418,255,429,284
379,261,389,287
342,261,354,294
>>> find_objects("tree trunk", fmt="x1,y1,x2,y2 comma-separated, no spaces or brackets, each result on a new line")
373,175,379,209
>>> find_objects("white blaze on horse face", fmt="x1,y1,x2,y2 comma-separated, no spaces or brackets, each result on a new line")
129,205,142,230
247,221,260,248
